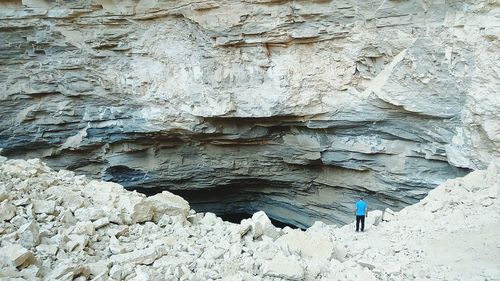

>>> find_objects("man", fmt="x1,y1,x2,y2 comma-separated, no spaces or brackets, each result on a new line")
355,197,368,232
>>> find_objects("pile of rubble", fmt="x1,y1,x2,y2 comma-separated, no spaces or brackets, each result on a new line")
1,156,499,280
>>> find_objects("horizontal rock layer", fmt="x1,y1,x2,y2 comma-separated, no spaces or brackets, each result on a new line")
1,0,499,226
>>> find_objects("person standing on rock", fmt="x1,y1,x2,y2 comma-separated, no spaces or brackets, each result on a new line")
355,197,368,232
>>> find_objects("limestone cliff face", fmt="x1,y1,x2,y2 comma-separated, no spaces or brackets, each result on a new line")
0,0,499,226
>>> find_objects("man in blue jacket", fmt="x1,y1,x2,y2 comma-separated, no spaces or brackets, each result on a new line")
355,197,368,232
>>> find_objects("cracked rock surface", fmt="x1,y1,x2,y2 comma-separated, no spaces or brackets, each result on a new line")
0,1,499,226
0,157,499,280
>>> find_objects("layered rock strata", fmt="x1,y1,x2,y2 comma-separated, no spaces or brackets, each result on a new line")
0,157,499,280
1,1,499,226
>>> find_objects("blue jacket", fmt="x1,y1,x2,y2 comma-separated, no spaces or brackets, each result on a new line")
355,200,367,216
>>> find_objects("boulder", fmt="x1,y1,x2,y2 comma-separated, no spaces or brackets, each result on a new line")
18,220,40,248
45,262,90,281
108,235,127,255
36,244,59,256
0,244,36,267
366,210,383,227
66,234,88,252
2,160,31,179
276,230,334,261
114,194,154,224
86,260,110,277
93,217,110,229
250,211,280,239
237,219,252,238
110,246,165,265
46,187,85,212
0,185,8,202
32,199,56,215
0,201,16,221
107,225,129,237
146,191,190,222
262,254,304,280
382,208,396,222
74,207,103,222
73,221,96,236
11,215,28,228
79,181,137,222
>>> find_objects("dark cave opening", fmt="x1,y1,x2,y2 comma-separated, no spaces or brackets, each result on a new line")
129,183,306,230
217,212,303,230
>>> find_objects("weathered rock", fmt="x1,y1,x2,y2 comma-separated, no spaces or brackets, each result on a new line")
0,201,16,221
66,234,88,252
86,260,110,277
73,221,96,236
276,230,334,261
45,262,89,281
108,236,126,255
18,220,40,248
107,225,129,238
146,191,190,222
250,211,280,239
46,186,85,212
36,244,59,256
0,185,8,202
93,217,110,229
110,246,165,266
74,207,103,222
32,200,56,215
0,244,36,267
382,208,396,222
262,254,304,280
366,210,383,227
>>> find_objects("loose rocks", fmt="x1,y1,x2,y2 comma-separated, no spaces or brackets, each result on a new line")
0,158,499,281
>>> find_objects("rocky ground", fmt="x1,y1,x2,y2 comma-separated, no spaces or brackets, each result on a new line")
0,155,499,281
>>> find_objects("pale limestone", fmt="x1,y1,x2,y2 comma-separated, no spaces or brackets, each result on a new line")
276,230,334,261
146,191,190,222
110,246,164,266
32,199,56,215
18,220,40,248
0,201,16,221
66,234,88,252
72,221,96,236
45,262,89,281
250,211,280,239
0,244,35,267
93,217,110,229
36,244,58,256
86,260,110,277
262,254,304,280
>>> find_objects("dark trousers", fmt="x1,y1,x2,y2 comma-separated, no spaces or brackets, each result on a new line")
356,215,365,232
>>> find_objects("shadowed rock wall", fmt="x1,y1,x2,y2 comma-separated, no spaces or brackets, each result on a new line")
1,0,499,226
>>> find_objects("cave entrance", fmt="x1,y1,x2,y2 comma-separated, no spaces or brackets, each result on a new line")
169,187,306,230
217,212,302,229
131,183,307,229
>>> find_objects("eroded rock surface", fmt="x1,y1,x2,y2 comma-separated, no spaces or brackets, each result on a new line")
1,1,499,226
0,158,499,280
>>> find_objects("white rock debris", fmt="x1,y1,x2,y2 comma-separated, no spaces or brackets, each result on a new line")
0,158,499,281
